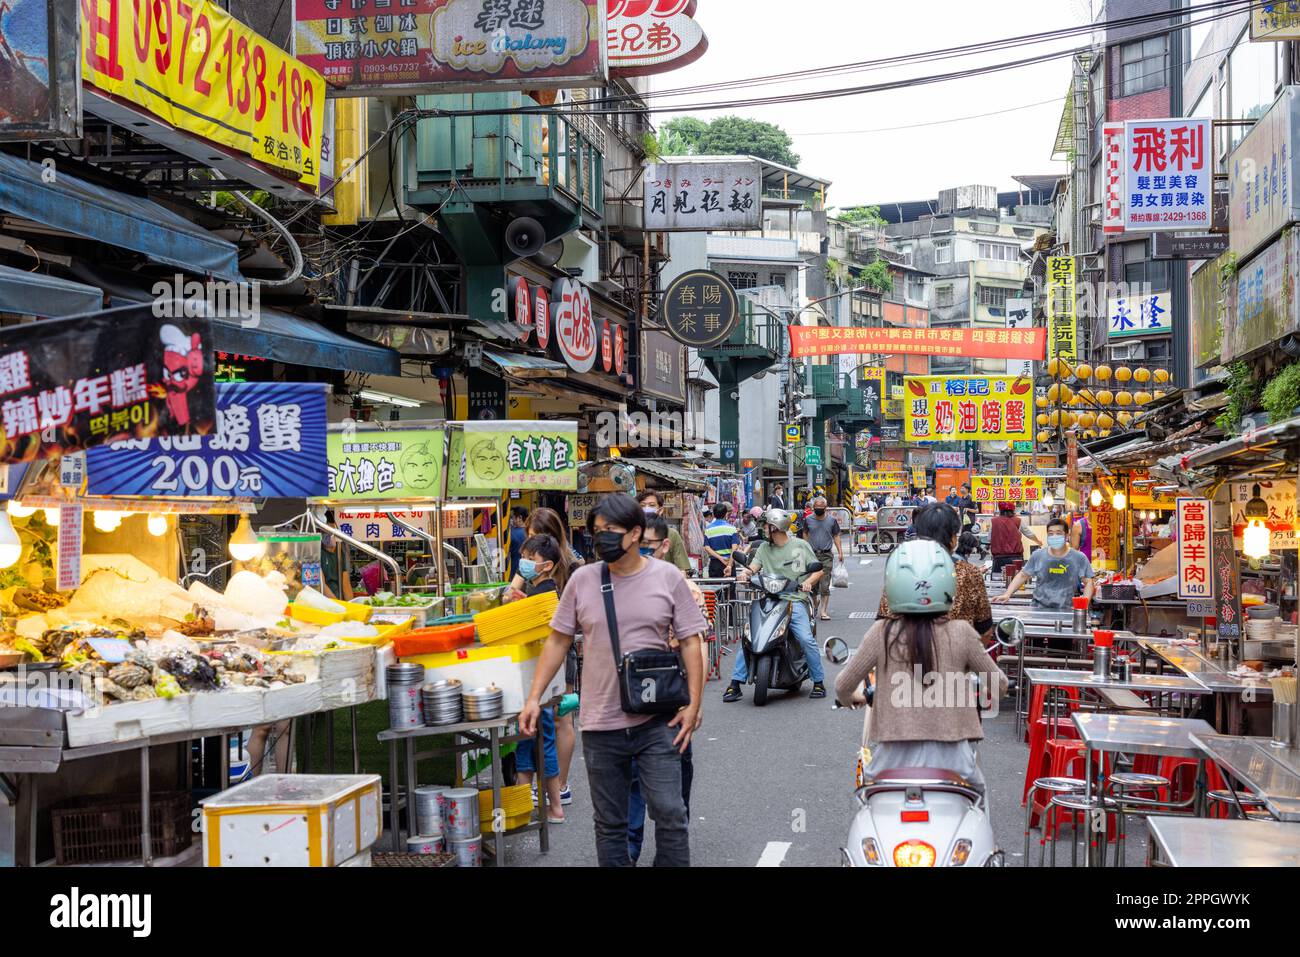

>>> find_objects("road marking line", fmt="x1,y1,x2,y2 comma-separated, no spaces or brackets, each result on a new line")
756,841,792,867
858,559,872,566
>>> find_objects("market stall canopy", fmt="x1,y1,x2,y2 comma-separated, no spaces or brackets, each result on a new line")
621,457,709,492
0,152,242,282
0,264,103,317
1180,413,1300,477
212,308,400,376
484,350,568,379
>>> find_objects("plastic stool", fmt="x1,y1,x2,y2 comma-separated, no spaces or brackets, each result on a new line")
1025,683,1081,741
1024,776,1084,865
1046,794,1118,867
1157,756,1227,807
1023,717,1081,803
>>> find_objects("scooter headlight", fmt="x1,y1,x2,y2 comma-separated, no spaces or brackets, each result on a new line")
948,839,973,866
763,577,785,595
861,837,882,866
892,840,936,867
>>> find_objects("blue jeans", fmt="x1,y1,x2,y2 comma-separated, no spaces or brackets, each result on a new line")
582,717,689,867
515,707,558,778
628,744,693,864
732,600,823,683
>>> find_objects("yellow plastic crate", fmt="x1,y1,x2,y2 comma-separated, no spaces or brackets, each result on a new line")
289,603,345,626
401,638,541,671
340,602,374,623
336,617,415,646
473,592,558,643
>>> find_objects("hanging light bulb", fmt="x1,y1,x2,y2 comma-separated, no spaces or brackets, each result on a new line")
1112,490,1127,511
92,510,127,533
6,499,35,519
1243,484,1271,560
1043,490,1055,508
1090,487,1103,508
0,511,21,569
228,515,267,562
147,514,169,537
42,508,60,527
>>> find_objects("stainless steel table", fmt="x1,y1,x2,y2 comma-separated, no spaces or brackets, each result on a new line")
1072,713,1218,867
1190,733,1300,823
1146,816,1300,866
1024,669,1211,695
1138,639,1275,695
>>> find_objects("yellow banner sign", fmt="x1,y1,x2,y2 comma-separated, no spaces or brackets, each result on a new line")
902,376,1033,442
1047,255,1076,359
851,469,908,492
81,0,325,188
971,475,1045,503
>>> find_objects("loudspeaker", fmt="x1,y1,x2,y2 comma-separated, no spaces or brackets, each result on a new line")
534,239,565,268
504,217,546,259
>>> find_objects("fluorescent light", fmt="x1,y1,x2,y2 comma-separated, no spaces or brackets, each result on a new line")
357,389,422,409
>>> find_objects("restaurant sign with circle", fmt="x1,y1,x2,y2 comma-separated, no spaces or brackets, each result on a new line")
514,277,532,337
551,278,597,373
614,324,626,375
662,269,739,348
534,287,551,350
601,320,613,372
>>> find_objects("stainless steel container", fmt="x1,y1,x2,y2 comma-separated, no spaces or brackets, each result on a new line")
406,834,445,855
386,663,426,729
1072,608,1087,633
1093,647,1111,679
444,787,480,841
450,834,481,867
1117,656,1133,683
414,785,449,836
1272,702,1296,749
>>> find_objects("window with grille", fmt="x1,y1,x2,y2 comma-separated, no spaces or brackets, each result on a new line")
936,285,954,307
769,272,786,289
1119,35,1167,97
978,286,1013,310
934,243,953,264
1122,241,1170,292
728,271,758,290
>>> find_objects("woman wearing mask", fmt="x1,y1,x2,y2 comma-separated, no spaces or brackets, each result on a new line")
837,540,1007,792
879,503,993,639
512,534,569,823
637,489,691,573
505,507,581,806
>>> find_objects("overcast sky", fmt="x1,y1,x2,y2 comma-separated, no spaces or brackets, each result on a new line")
650,0,1096,207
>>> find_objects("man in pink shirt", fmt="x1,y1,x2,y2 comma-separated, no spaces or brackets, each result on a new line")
521,494,707,867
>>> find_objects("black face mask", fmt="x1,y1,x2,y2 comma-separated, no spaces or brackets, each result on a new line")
814,508,826,516
595,530,631,563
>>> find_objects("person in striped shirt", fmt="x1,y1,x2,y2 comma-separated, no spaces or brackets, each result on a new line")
703,502,739,578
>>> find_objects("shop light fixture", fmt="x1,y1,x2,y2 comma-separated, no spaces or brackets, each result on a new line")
356,389,422,409
147,514,169,537
1089,487,1103,508
42,508,59,527
0,511,21,568
6,500,35,519
1042,490,1055,508
1243,484,1271,560
228,515,267,562
93,510,128,533
1111,490,1127,511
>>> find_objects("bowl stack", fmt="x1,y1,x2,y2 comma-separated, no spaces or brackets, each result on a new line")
422,679,464,725
462,685,504,722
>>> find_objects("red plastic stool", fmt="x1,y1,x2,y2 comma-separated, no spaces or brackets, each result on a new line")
1025,683,1081,742
1157,756,1227,806
1036,742,1116,839
1023,717,1081,804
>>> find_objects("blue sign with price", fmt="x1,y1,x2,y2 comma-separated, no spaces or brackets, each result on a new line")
86,382,328,498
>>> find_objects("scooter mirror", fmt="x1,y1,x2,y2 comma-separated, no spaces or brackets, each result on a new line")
994,618,1024,649
823,636,849,665
733,551,751,569
805,561,824,575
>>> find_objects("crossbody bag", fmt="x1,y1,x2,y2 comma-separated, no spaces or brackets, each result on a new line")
600,563,690,715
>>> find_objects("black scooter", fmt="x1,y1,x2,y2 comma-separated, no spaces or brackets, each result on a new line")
733,551,823,706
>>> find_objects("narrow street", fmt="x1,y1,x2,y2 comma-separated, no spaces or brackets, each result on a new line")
512,547,1038,867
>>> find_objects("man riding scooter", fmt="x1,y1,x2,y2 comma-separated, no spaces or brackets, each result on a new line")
723,509,827,702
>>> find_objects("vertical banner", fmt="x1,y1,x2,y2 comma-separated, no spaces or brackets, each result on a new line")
57,504,83,592
1005,297,1035,379
1103,121,1126,234
1047,256,1076,359
1212,519,1242,640
1176,497,1212,599
861,366,885,423
1090,502,1120,571
1123,118,1212,232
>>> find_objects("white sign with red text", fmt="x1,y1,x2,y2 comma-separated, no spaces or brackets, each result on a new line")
514,277,532,337
607,0,709,77
1176,497,1212,599
551,278,597,373
1124,118,1212,232
534,287,551,351
1104,121,1125,234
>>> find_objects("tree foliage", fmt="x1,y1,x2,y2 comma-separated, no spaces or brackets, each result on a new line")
837,205,887,228
861,259,892,293
655,115,800,167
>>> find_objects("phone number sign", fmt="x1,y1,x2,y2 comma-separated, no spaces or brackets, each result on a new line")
1124,119,1212,232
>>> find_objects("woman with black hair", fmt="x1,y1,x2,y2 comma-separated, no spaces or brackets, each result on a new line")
520,493,707,867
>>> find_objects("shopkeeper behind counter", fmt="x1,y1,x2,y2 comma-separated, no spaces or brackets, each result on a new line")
994,515,1095,610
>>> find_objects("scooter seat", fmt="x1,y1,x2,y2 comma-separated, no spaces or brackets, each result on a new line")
866,767,974,788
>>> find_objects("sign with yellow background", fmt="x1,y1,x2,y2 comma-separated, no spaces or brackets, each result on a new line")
902,376,1033,442
971,475,1045,503
448,421,579,494
81,0,325,187
851,469,908,492
1090,502,1121,570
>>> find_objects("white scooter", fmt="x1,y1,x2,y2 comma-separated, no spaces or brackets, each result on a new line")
825,618,1023,868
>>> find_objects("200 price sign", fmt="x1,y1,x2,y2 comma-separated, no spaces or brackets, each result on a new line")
81,0,325,188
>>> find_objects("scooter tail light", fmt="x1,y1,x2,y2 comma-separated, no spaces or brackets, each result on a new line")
949,839,973,866
861,837,882,866
900,810,929,823
892,840,937,867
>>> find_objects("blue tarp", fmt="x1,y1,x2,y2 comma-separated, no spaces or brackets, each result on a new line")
0,152,242,282
0,263,104,317
212,309,400,376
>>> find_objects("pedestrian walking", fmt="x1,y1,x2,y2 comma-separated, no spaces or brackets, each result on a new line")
521,494,707,867
800,494,844,621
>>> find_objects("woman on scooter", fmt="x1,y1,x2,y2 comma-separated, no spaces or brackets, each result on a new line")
834,540,1007,792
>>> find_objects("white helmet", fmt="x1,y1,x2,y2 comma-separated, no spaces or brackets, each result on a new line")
763,508,793,532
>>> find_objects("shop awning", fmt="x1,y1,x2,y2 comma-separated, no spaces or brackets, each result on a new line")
0,264,103,317
213,309,400,375
624,457,709,491
484,350,568,379
1180,414,1300,475
0,152,242,282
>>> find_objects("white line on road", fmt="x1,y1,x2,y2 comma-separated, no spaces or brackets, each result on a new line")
756,841,792,867
858,559,872,566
